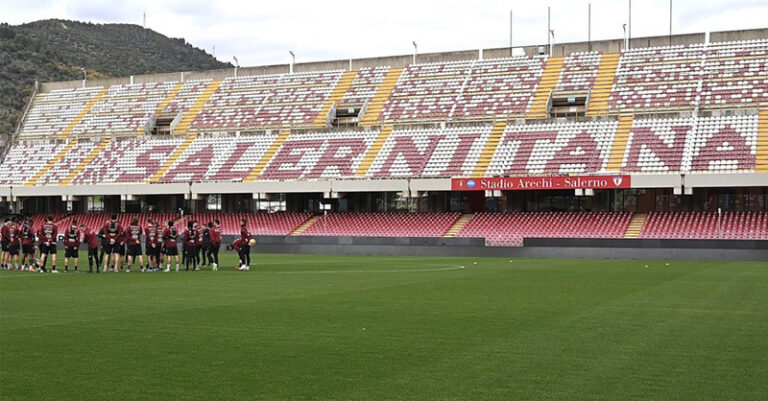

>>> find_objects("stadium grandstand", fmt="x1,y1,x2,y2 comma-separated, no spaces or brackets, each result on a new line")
1,28,766,253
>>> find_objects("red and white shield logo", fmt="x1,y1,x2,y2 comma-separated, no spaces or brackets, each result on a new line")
612,176,623,186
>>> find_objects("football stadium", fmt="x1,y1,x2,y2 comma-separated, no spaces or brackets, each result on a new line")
1,2,767,400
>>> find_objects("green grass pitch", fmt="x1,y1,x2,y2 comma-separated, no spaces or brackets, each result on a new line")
1,252,767,400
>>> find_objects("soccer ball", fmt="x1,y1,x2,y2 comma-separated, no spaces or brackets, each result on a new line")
248,239,256,246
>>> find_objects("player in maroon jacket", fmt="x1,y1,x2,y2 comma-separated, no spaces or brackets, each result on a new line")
238,219,252,270
37,215,59,273
207,219,222,271
1,218,9,269
182,221,199,271
144,219,161,272
125,218,144,273
102,214,123,272
162,220,180,272
62,219,81,273
80,223,100,274
20,219,36,271
227,237,249,271
7,219,20,270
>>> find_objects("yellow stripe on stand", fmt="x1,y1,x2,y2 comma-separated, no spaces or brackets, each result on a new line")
360,68,403,127
244,130,291,182
57,88,108,140
174,80,222,134
59,138,111,186
587,53,620,117
471,120,507,177
527,57,564,119
313,71,358,128
26,140,78,186
355,125,394,177
148,135,197,183
605,115,634,172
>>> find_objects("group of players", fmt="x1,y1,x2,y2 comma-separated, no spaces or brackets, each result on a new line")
0,215,256,273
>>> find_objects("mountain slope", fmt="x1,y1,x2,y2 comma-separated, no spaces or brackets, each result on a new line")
0,19,231,136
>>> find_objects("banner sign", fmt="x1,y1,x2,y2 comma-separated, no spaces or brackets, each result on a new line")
451,175,631,191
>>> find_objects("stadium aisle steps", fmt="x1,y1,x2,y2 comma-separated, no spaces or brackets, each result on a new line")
148,135,197,182
443,214,475,237
59,138,111,186
290,215,322,235
606,114,634,171
587,53,620,117
360,67,404,127
757,109,768,173
527,57,564,119
155,82,185,116
356,125,393,177
57,88,109,140
472,120,507,177
174,80,222,134
623,213,648,238
313,71,358,128
245,129,291,182
25,140,78,186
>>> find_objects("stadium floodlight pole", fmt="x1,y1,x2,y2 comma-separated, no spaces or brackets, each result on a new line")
289,51,295,74
232,56,239,78
412,41,418,64
628,0,632,50
509,10,513,56
547,6,551,56
81,68,87,88
669,0,673,42
588,3,591,50
549,30,555,57
622,24,628,51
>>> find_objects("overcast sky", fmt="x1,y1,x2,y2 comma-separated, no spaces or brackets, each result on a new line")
3,0,766,67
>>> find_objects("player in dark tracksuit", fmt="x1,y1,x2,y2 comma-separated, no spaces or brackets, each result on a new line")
144,220,161,272
20,219,36,271
239,219,252,269
201,224,212,267
1,218,10,270
227,238,249,271
102,215,123,272
162,221,180,272
37,216,58,273
125,219,143,273
182,222,199,271
62,220,81,273
7,220,20,270
209,219,222,271
81,224,100,274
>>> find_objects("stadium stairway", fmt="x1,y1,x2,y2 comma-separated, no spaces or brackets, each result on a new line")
472,120,507,177
356,125,393,177
60,138,111,186
290,216,322,235
360,67,404,127
245,129,291,182
25,140,78,186
757,109,768,173
313,71,358,129
623,213,648,238
606,114,634,171
443,214,475,237
527,57,564,119
586,53,620,117
149,135,197,182
174,80,222,134
155,82,184,116
57,88,109,140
